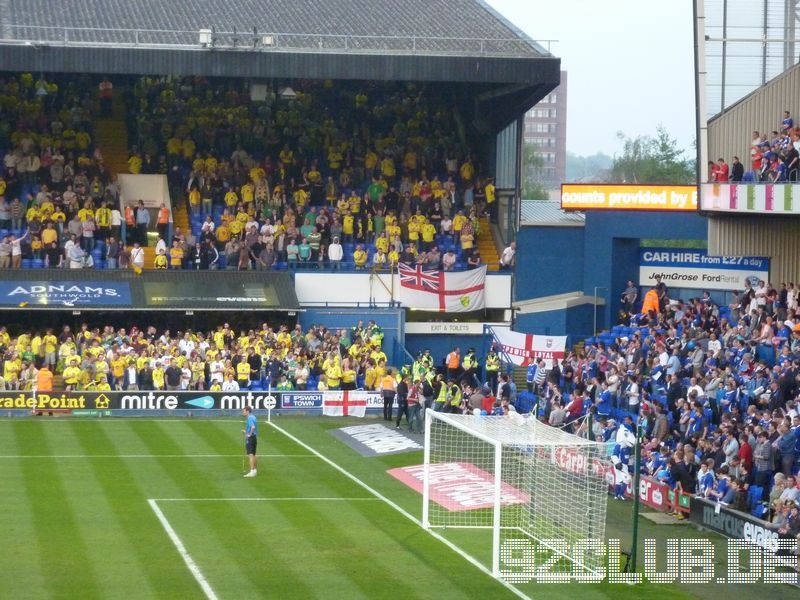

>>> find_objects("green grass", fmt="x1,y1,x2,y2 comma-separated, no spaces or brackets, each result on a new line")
0,416,797,599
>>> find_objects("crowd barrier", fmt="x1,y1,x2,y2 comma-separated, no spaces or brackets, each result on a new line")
0,389,390,414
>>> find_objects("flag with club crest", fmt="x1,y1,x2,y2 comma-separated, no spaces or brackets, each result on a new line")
397,263,486,312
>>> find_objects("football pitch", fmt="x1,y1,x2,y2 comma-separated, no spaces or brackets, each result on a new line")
0,416,797,600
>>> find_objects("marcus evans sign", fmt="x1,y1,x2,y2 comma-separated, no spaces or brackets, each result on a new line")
0,281,132,307
689,497,780,552
144,281,278,307
639,249,769,292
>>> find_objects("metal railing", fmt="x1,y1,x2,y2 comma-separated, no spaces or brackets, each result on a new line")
0,24,553,57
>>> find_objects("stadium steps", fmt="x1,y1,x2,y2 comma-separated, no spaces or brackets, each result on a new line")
477,216,500,271
94,91,129,176
140,245,157,268
512,366,528,390
173,204,190,236
52,375,65,391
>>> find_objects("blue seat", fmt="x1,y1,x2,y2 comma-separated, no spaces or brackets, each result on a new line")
20,259,31,268
30,259,44,268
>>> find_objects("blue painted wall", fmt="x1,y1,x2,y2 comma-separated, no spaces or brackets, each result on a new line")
515,226,585,300
514,211,708,337
583,211,707,331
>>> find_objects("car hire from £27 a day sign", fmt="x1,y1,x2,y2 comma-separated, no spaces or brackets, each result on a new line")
638,249,769,292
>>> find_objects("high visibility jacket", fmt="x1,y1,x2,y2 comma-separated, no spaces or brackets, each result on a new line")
486,354,500,372
462,356,473,370
157,207,170,224
435,382,448,403
447,352,460,369
380,375,396,392
36,369,53,392
449,384,462,407
125,207,135,225
642,289,660,314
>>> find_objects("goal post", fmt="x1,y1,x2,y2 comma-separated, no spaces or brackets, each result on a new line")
423,410,611,581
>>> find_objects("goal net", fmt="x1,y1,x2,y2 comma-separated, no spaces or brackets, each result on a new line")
423,411,611,581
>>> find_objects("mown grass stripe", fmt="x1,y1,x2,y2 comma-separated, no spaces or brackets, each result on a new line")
268,493,421,598
129,421,277,598
0,435,49,597
70,421,196,599
10,421,104,599
201,502,376,599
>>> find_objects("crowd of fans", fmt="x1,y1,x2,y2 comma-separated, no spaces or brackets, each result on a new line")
1,320,397,394
522,276,800,551
125,77,496,270
0,74,498,271
0,73,123,268
710,109,800,183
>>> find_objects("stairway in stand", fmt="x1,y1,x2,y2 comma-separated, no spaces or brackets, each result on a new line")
93,90,129,176
173,204,190,237
477,216,500,271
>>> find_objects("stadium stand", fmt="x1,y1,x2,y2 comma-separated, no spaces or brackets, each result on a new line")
711,109,800,183
0,320,393,393
0,74,500,272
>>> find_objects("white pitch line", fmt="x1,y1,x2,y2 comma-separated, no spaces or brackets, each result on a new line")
268,422,532,600
154,497,379,502
147,499,218,600
0,454,317,458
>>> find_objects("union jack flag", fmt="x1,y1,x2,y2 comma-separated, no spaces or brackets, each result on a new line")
398,263,439,291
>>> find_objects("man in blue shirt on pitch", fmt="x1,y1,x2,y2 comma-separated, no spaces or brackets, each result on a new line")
242,406,258,478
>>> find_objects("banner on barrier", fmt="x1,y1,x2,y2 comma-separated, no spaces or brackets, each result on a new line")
490,326,567,368
322,390,379,417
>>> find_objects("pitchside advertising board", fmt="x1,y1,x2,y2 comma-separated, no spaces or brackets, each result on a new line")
0,281,132,307
639,249,769,292
0,390,390,411
689,496,781,553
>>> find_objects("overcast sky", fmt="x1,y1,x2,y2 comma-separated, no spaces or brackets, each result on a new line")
486,0,696,157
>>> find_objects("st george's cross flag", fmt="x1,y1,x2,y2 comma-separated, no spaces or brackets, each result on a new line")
397,263,486,312
322,390,368,417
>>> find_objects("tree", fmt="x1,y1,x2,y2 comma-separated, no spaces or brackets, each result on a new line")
566,151,613,182
610,125,695,184
522,142,549,199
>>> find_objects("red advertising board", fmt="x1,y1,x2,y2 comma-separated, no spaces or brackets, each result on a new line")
627,476,671,511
